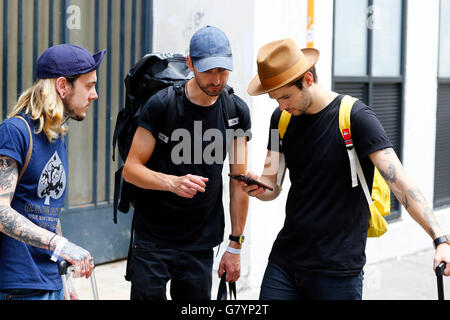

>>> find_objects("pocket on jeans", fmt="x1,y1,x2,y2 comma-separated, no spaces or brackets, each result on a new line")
133,240,162,252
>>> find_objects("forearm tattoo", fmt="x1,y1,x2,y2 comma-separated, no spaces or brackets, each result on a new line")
377,149,397,183
0,156,53,250
0,205,52,248
376,149,442,238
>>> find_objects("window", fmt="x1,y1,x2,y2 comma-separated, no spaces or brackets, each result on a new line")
333,0,406,219
434,0,450,208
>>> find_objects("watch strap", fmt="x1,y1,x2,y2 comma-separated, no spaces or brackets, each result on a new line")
434,235,450,248
229,234,245,245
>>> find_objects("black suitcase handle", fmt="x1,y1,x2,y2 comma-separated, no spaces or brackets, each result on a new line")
58,260,70,275
435,262,446,300
217,272,237,300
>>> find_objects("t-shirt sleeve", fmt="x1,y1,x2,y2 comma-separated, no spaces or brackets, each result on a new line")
267,107,282,151
351,101,393,159
232,94,252,141
137,89,169,138
0,117,29,169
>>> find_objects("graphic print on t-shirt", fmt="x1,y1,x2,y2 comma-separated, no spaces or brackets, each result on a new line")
37,151,66,205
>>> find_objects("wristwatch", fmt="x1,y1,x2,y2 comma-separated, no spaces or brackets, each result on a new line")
229,234,245,245
433,235,450,248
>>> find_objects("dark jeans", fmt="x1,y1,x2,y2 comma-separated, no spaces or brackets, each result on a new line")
259,262,364,300
129,239,214,300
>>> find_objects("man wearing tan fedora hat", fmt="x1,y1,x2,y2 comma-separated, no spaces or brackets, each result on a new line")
240,38,450,300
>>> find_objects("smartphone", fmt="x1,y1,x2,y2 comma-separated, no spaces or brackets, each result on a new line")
228,173,273,191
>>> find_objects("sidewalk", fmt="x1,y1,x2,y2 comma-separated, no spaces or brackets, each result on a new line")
72,248,448,300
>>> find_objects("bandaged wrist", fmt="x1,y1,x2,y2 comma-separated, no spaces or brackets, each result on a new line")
51,237,68,262
226,246,241,254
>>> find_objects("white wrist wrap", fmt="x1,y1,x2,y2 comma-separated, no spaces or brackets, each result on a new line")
226,246,241,255
51,237,68,262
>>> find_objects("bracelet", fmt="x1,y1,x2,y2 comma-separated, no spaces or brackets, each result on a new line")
48,234,58,251
50,237,68,262
226,246,241,255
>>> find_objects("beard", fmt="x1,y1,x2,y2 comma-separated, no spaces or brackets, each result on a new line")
62,96,86,122
65,111,85,122
194,78,226,97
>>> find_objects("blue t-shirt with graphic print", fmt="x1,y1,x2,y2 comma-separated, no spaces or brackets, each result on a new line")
0,114,67,290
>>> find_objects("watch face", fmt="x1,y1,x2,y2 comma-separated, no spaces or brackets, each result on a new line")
239,235,245,244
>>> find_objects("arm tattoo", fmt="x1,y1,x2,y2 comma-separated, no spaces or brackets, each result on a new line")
0,205,53,249
383,148,395,155
407,187,426,205
406,187,440,238
0,157,17,192
0,156,54,250
424,206,438,239
402,195,409,210
378,163,397,183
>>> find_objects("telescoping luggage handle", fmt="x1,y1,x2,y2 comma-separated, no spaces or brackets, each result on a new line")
435,262,446,300
58,260,99,300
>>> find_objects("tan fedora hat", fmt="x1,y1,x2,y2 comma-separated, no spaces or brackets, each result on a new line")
247,38,320,96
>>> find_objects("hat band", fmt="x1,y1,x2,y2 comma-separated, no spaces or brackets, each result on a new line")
260,59,306,89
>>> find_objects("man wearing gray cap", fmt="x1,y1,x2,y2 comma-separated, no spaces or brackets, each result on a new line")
123,26,251,300
0,44,106,300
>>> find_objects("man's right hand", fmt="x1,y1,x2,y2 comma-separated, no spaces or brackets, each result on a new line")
237,171,267,197
170,174,209,198
52,236,94,279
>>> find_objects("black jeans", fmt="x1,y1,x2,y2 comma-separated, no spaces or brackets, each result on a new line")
129,239,214,300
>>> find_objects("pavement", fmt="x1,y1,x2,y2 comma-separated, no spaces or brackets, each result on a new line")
72,248,449,300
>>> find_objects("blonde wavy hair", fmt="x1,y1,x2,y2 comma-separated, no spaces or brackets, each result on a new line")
8,78,68,142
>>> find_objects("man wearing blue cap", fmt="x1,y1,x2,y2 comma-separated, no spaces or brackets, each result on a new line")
123,26,251,300
0,44,106,300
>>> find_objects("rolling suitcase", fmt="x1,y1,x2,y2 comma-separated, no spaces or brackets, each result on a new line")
435,262,447,300
58,260,99,300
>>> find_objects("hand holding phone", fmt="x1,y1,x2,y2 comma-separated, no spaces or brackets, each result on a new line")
228,173,273,191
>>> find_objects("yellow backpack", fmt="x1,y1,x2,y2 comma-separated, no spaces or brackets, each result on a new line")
278,95,390,237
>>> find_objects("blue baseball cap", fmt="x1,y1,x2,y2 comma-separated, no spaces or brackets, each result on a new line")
36,44,106,79
189,26,233,72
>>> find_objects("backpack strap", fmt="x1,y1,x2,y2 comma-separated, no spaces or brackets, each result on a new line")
278,110,292,140
220,85,239,129
14,116,33,183
338,95,359,188
338,95,373,206
154,83,185,147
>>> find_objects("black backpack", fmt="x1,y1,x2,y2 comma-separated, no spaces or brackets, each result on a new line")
112,53,240,224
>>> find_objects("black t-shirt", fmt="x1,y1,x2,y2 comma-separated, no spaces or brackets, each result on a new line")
267,95,392,276
135,85,251,250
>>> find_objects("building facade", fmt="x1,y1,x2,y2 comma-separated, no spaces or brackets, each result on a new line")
1,0,449,292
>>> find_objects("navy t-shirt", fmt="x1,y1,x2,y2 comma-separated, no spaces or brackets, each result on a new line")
134,86,251,250
267,95,392,276
0,114,67,290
